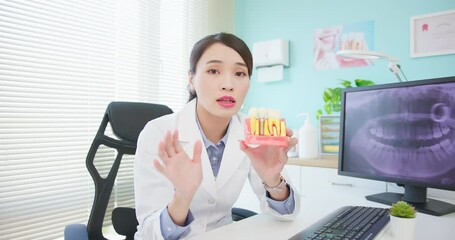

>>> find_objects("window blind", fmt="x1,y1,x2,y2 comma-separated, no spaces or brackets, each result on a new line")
0,0,208,239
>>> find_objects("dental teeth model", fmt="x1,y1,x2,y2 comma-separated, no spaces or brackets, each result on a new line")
244,107,288,146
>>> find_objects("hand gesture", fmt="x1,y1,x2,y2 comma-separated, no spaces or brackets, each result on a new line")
240,128,297,185
153,130,203,199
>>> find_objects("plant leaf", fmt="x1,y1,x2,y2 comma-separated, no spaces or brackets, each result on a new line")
332,103,341,112
323,88,333,102
318,79,374,120
324,103,332,114
333,88,342,103
316,109,322,120
339,80,352,88
354,79,375,87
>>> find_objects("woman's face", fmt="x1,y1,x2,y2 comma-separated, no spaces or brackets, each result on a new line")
189,43,250,120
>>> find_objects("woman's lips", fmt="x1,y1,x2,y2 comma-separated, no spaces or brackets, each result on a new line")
217,96,236,108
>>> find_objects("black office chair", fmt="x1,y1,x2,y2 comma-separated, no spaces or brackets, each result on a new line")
64,101,256,240
65,102,173,240
231,207,257,221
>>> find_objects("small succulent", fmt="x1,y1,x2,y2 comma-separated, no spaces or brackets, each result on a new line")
389,201,417,218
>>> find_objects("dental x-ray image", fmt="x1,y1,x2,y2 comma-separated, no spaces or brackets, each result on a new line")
343,82,455,187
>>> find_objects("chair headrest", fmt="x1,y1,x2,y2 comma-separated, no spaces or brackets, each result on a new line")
107,102,173,143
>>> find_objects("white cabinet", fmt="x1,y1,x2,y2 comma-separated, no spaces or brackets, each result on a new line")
234,165,385,213
234,164,455,215
300,166,385,198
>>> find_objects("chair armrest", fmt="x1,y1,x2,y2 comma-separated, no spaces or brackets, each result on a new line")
64,224,88,240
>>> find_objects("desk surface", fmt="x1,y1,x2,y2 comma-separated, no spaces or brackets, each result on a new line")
287,155,338,169
193,190,455,240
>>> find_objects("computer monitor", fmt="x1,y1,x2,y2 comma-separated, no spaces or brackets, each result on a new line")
338,76,455,216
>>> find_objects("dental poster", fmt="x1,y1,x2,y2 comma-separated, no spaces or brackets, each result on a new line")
314,20,375,71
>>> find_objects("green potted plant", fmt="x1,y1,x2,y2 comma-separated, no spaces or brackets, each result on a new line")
389,200,417,240
316,79,375,120
390,200,417,218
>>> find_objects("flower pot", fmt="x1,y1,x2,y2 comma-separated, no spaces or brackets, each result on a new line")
389,215,416,240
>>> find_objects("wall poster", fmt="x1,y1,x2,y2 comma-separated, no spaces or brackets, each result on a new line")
314,20,375,71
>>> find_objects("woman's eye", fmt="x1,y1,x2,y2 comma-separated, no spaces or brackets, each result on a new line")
208,69,219,75
235,72,247,77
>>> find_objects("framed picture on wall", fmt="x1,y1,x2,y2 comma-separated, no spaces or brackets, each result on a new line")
410,10,455,58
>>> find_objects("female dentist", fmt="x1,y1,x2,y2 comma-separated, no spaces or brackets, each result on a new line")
134,33,300,240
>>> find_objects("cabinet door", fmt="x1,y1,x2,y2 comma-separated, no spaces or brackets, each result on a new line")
299,166,388,217
300,166,386,198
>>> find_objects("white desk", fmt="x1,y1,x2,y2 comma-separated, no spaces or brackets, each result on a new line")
194,190,455,240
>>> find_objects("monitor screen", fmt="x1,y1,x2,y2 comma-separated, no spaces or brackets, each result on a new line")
339,76,455,216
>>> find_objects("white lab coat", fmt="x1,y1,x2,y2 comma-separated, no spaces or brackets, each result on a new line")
134,99,300,240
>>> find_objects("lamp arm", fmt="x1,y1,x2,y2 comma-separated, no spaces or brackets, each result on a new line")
397,64,408,82
387,61,402,82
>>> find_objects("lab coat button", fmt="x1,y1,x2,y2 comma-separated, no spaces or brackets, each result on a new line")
208,199,215,204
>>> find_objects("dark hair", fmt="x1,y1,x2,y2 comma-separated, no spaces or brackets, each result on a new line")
188,32,253,102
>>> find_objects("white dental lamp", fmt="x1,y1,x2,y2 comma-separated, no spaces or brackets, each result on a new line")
336,50,408,82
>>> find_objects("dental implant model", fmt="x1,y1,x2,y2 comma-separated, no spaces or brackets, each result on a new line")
244,107,289,147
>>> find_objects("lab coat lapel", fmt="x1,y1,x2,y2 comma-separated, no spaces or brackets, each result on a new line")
216,115,246,188
178,100,217,198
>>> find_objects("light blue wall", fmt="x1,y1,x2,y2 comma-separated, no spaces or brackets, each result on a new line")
235,0,455,129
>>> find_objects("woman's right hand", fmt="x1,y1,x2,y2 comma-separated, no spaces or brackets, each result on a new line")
153,130,203,200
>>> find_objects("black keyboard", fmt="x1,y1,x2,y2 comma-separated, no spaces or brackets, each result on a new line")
289,206,390,240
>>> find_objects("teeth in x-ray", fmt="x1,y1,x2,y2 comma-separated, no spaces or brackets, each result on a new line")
430,143,442,152
441,138,451,148
432,124,443,138
368,137,450,157
368,120,451,144
441,124,450,135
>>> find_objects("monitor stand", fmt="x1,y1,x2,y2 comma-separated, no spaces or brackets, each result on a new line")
366,192,455,216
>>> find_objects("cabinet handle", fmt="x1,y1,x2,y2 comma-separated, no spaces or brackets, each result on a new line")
329,182,353,187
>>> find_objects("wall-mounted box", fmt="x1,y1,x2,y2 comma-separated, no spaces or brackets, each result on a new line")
252,39,289,68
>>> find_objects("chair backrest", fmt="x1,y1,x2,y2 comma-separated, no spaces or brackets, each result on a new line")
86,102,173,240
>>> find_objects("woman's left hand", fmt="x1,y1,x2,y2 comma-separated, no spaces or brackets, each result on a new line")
239,128,298,186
